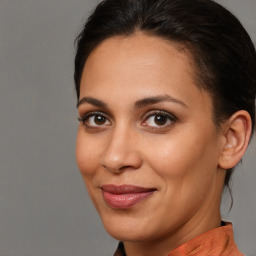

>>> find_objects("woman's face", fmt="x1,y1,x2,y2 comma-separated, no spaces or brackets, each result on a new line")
76,33,225,243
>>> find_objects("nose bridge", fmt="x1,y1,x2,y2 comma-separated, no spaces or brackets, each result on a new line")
101,122,141,172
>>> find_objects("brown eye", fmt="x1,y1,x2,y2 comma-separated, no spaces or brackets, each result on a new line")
94,115,107,125
142,111,177,129
79,112,111,127
154,115,168,126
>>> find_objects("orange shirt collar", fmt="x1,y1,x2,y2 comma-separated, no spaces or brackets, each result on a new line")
114,222,244,256
168,222,243,256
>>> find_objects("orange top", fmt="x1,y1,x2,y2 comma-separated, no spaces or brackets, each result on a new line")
114,222,244,256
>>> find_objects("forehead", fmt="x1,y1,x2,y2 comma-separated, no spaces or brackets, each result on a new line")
84,33,195,79
80,32,211,112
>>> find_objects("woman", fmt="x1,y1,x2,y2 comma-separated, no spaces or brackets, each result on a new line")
74,0,256,255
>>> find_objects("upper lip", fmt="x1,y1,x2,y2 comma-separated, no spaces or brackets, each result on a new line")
101,184,157,194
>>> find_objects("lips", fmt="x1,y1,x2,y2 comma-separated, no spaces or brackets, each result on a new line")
101,184,156,209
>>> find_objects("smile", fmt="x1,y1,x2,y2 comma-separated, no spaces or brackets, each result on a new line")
101,184,157,209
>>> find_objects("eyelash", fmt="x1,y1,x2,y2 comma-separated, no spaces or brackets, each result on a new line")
78,110,177,130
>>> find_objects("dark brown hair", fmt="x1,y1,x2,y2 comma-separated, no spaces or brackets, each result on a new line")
74,0,256,192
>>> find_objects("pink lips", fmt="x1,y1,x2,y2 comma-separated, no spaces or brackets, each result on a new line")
101,184,156,209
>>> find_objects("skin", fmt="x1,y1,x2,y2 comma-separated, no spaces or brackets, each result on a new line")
76,33,250,256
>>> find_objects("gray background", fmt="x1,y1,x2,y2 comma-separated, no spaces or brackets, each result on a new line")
0,0,255,255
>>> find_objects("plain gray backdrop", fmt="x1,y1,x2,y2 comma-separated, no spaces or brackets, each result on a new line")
0,0,255,255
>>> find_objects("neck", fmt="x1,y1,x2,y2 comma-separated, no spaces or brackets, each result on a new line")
124,200,222,256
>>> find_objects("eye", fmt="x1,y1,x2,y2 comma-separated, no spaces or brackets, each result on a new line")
142,111,177,128
78,112,111,128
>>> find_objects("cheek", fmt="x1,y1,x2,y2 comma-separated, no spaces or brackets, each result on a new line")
76,131,102,207
144,135,199,175
143,129,219,184
76,130,100,177
144,134,219,218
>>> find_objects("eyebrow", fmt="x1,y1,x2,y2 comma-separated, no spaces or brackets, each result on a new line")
134,94,188,109
77,97,107,108
77,94,188,109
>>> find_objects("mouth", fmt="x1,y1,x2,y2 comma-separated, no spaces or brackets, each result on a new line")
101,184,157,209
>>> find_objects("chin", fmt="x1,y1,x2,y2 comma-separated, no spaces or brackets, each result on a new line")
100,213,146,241
105,227,152,242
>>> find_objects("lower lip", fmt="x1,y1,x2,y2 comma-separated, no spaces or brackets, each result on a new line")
102,190,155,209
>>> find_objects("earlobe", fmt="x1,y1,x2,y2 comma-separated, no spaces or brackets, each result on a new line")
218,110,252,170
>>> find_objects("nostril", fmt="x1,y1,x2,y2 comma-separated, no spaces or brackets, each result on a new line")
102,164,138,173
119,165,135,171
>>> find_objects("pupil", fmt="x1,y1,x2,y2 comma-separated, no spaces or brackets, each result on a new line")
155,115,167,125
95,115,106,125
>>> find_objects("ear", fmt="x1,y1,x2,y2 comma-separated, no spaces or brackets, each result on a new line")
218,110,252,169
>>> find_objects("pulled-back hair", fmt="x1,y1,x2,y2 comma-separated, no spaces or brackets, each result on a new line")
74,0,256,191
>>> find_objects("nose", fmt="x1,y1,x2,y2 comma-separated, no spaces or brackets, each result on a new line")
100,125,142,173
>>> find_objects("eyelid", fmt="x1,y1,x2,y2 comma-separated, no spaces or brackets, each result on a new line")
143,110,177,120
